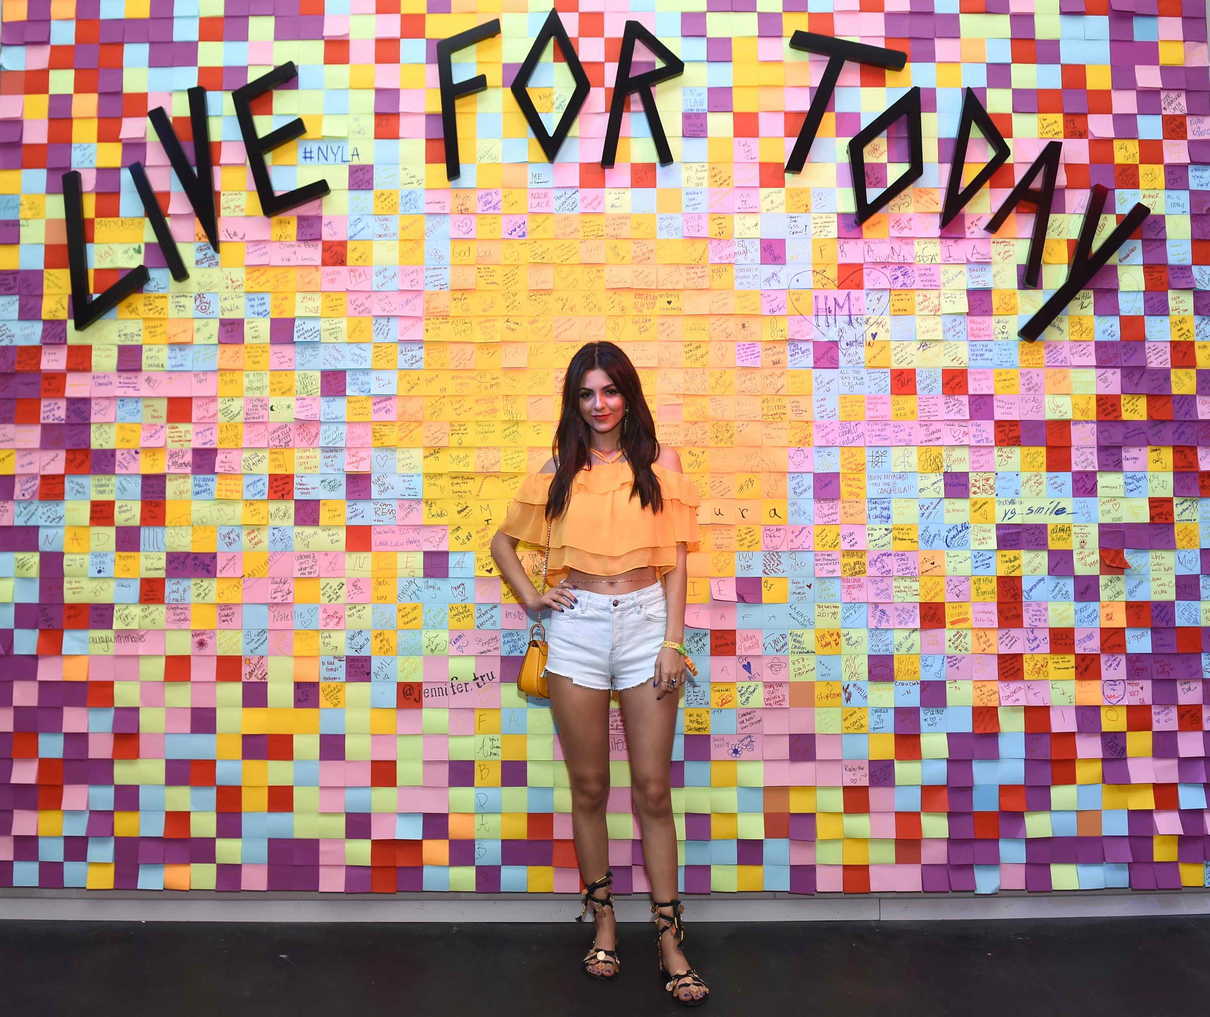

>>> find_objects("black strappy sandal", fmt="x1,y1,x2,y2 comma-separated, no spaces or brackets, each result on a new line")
651,898,710,1007
576,869,620,981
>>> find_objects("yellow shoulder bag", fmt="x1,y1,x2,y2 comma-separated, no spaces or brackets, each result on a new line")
516,517,551,699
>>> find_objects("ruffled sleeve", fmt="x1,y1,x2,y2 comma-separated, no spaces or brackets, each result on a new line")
499,472,553,545
653,463,701,553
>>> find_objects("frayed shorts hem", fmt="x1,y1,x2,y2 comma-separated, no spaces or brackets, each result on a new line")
542,669,654,694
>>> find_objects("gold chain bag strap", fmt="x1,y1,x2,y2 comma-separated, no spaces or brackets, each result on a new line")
517,516,552,699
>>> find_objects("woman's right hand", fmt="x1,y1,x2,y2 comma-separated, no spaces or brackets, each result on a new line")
527,580,577,613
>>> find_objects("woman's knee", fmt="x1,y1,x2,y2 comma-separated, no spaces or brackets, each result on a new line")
630,775,672,818
570,772,610,812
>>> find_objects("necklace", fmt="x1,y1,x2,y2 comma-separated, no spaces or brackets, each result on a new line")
589,446,625,464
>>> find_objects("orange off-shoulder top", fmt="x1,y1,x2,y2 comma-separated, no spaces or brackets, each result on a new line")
499,458,701,585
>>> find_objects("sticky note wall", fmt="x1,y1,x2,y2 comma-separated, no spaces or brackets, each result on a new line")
2,0,1210,895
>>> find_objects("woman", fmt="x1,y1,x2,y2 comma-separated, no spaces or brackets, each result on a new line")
490,341,710,1006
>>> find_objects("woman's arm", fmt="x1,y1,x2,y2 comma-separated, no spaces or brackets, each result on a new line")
653,447,691,699
657,447,688,645
490,457,557,612
490,528,543,612
662,542,687,644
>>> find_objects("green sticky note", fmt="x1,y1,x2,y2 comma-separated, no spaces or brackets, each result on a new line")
343,734,371,759
999,706,1025,732
1051,786,1078,810
710,788,738,812
920,733,949,758
447,788,476,813
449,867,476,892
190,864,216,890
816,787,844,813
164,787,190,809
843,814,871,839
1050,864,1080,890
736,813,764,839
317,815,346,839
815,841,842,865
345,841,372,866
293,814,320,839
870,839,896,865
500,788,527,813
605,813,634,839
161,683,189,708
294,788,320,812
920,813,949,838
710,866,738,892
294,736,319,762
1025,812,1052,838
475,814,501,839
114,759,164,784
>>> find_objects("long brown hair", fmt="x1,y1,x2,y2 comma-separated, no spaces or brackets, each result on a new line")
545,342,663,520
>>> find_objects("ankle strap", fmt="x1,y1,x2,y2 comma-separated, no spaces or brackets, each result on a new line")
576,869,614,923
650,898,686,943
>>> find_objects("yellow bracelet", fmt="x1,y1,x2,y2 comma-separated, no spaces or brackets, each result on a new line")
660,641,698,677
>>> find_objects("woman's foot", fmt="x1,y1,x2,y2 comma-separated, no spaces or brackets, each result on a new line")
654,903,709,1005
579,870,620,980
584,901,618,978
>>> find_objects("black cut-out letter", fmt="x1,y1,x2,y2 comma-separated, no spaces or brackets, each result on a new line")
985,140,1062,287
848,87,923,224
785,32,906,174
127,162,188,282
940,88,1011,229
436,20,501,181
601,20,684,168
1018,184,1150,342
232,63,332,216
510,9,590,162
147,86,219,250
62,170,150,331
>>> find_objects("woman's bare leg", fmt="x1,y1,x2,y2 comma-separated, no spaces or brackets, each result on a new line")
547,672,615,975
619,682,707,1002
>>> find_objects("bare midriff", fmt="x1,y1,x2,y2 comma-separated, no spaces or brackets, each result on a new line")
564,565,660,593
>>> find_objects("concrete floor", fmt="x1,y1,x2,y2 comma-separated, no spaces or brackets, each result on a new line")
5,916,1209,1016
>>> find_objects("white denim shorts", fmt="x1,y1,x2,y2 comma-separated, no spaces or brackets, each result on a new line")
542,580,668,692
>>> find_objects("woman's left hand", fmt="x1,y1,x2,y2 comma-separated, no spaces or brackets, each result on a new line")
653,646,686,700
